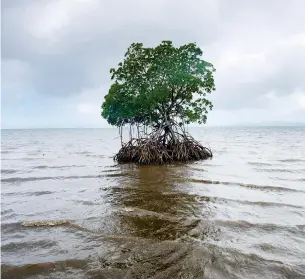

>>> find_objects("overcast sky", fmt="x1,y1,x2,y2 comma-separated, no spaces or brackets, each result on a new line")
2,0,305,128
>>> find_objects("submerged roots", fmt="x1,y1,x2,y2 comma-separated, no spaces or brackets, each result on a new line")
114,130,212,165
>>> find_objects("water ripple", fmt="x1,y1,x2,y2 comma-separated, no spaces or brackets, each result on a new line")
1,127,305,278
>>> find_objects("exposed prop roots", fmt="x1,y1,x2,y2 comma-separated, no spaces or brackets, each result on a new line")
114,129,212,165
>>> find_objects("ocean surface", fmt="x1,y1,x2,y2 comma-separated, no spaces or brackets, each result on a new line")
1,127,305,279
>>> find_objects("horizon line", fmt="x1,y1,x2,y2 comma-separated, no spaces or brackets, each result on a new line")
1,124,305,130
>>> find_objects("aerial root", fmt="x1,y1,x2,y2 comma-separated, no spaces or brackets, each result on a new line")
114,131,212,165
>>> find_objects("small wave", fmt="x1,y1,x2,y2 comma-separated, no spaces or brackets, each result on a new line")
1,169,17,174
248,162,274,167
279,159,305,163
199,164,223,167
1,259,87,279
1,175,101,183
1,240,57,252
188,167,208,172
105,164,119,168
1,209,14,215
1,192,19,196
20,220,96,234
1,223,22,234
26,152,42,156
3,146,20,150
21,158,37,161
206,243,285,265
33,165,86,170
0,209,17,221
254,168,305,173
271,176,305,183
246,200,304,208
75,151,91,155
237,183,303,193
2,191,54,197
120,207,181,222
78,189,87,193
214,219,301,233
297,225,305,230
195,195,304,209
72,200,100,206
100,169,120,173
103,173,129,178
2,220,94,234
184,178,304,193
256,243,277,252
33,165,52,169
85,154,105,158
29,191,54,196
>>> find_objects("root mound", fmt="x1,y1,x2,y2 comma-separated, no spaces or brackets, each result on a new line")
114,131,212,165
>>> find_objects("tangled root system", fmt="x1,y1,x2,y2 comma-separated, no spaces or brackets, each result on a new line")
114,127,212,165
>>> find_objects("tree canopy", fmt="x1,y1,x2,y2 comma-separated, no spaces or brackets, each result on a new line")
101,41,215,128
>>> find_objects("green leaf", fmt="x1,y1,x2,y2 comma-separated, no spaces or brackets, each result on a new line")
101,41,215,127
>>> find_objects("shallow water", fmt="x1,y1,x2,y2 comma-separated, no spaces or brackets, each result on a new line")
1,127,305,278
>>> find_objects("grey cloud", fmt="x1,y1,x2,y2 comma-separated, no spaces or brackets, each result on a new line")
1,0,305,116
212,43,305,110
218,0,305,37
1,0,221,96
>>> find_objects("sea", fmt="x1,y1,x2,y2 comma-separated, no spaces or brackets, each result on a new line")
1,127,305,278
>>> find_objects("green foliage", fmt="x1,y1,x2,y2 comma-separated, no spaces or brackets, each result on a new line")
101,41,215,127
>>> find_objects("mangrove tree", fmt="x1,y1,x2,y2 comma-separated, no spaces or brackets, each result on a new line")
101,41,215,164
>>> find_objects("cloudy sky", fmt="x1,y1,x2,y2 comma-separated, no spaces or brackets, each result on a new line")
2,0,305,128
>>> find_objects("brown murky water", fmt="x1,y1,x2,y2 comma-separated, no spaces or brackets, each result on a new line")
1,127,305,278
